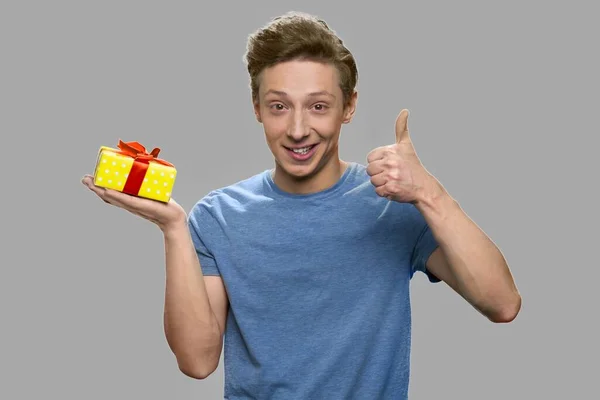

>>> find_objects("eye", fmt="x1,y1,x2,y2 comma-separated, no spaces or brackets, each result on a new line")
270,103,286,111
313,103,328,112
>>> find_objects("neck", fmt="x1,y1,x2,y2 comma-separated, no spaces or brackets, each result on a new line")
272,157,348,195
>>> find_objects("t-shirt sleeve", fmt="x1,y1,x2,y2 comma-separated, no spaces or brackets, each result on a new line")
409,209,441,283
187,196,221,277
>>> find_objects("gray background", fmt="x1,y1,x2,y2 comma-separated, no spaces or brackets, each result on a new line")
1,0,598,399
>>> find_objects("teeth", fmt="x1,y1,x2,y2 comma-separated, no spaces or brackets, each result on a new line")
292,146,311,154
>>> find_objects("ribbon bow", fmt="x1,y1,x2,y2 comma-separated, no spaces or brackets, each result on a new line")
116,139,174,167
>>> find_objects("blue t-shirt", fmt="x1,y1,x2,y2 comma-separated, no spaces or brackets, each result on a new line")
188,162,440,399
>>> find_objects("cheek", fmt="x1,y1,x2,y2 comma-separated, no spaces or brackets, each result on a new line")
262,117,288,142
313,114,343,137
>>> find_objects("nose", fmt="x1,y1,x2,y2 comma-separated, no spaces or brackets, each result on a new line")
287,110,310,141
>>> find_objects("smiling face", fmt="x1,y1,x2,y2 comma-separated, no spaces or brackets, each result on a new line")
253,59,357,194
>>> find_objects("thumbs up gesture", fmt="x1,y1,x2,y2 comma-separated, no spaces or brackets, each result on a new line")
366,109,442,204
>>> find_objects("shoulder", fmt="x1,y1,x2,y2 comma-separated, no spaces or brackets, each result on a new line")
189,169,270,220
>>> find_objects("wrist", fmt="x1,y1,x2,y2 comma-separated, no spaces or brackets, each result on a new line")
414,180,458,221
161,217,188,238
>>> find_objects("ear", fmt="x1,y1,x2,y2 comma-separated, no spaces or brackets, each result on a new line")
253,99,262,123
342,90,358,124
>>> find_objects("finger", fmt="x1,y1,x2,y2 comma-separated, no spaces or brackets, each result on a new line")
83,175,139,207
374,184,390,198
98,191,154,220
369,171,387,187
81,174,95,187
395,109,410,144
83,178,112,201
101,188,163,217
366,146,386,163
366,159,386,176
104,187,175,222
82,174,168,221
82,177,108,198
90,186,129,209
83,178,140,212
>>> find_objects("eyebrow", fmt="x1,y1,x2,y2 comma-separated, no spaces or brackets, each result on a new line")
264,89,336,99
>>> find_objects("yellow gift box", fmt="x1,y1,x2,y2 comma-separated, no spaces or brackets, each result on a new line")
93,140,177,203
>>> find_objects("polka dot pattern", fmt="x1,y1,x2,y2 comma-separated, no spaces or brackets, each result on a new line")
93,147,177,203
138,163,177,202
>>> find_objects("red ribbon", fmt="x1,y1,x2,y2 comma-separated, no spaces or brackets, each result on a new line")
112,140,174,197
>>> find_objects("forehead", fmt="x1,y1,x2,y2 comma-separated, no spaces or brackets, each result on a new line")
258,60,340,97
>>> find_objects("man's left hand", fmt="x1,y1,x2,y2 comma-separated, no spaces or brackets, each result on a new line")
366,109,443,204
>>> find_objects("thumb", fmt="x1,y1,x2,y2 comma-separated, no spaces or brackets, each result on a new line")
395,109,410,143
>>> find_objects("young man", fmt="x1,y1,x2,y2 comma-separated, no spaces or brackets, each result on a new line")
82,11,521,399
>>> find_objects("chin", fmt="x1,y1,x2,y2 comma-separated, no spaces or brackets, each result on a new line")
276,146,325,181
283,164,319,180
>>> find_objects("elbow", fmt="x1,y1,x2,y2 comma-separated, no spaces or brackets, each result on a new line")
178,359,218,380
175,346,221,380
169,331,223,380
488,293,522,324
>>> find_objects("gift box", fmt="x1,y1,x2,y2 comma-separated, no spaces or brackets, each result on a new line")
93,140,177,203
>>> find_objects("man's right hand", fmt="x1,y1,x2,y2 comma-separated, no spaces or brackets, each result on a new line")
81,174,187,233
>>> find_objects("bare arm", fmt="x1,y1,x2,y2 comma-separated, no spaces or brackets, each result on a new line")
80,175,229,378
162,222,229,379
417,191,521,323
365,109,520,323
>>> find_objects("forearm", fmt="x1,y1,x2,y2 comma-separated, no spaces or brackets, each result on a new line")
415,186,521,321
162,223,222,374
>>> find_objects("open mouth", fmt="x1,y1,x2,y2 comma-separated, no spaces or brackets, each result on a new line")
284,143,319,161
